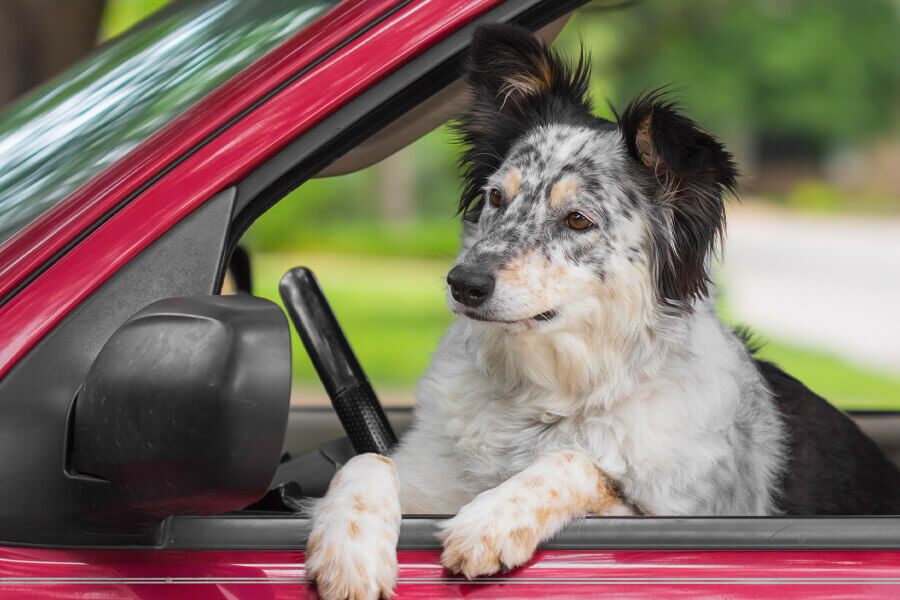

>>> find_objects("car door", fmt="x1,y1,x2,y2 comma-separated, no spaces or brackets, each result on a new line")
3,0,900,598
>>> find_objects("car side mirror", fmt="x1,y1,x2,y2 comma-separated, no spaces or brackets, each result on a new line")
68,295,291,526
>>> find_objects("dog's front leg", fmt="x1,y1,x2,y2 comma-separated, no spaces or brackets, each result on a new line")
305,453,401,600
439,449,630,578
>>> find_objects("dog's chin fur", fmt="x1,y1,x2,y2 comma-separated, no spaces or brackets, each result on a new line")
454,292,668,404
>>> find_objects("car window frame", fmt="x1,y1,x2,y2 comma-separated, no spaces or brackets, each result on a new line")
211,0,900,552
161,513,900,551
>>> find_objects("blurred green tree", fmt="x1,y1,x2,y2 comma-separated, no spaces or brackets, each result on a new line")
607,0,900,154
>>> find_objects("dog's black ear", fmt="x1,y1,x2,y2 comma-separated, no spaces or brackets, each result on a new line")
618,91,738,309
456,24,591,219
466,24,589,113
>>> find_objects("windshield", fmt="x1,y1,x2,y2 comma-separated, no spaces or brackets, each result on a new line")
0,0,339,245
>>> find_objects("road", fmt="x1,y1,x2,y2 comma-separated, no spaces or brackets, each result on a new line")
719,207,900,376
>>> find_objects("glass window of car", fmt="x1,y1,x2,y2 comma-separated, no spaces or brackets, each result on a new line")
0,0,339,244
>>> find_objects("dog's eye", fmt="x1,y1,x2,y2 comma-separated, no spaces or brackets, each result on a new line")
489,189,503,208
566,212,592,231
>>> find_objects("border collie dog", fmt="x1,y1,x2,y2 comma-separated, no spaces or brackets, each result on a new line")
306,23,900,600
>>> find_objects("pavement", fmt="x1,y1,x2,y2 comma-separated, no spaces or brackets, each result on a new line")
720,206,900,376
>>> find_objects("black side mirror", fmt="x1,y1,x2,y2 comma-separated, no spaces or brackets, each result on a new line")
69,295,291,526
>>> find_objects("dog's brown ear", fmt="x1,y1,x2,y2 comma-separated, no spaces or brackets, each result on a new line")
466,23,589,113
618,91,739,309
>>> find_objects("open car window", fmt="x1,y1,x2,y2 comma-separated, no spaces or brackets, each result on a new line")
233,0,900,532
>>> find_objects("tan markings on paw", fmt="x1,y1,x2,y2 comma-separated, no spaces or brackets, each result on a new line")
440,451,629,581
374,455,393,466
441,531,501,579
589,476,630,515
352,495,378,514
307,453,400,600
347,520,360,539
306,532,323,557
498,526,539,568
524,476,544,489
535,506,556,528
509,527,537,549
307,519,398,600
441,516,540,579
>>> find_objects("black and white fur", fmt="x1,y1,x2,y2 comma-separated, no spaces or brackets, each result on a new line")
306,24,900,600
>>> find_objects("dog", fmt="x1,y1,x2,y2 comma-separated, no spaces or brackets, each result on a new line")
305,23,900,600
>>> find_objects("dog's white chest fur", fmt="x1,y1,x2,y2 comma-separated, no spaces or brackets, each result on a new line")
393,299,785,516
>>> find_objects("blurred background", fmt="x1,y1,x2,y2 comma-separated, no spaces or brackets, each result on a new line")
3,0,898,409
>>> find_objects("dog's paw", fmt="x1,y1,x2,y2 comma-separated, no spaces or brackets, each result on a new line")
305,454,401,600
438,488,539,579
438,450,629,579
306,531,397,600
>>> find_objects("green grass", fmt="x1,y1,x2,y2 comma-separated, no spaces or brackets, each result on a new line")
253,252,454,389
717,296,900,410
747,337,900,410
246,218,463,259
719,294,900,410
252,252,900,411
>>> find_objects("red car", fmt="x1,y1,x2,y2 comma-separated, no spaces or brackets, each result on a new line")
1,0,900,598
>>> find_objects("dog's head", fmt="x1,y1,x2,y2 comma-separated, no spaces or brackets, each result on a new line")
448,24,738,335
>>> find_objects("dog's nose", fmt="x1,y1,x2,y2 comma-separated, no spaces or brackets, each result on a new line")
447,266,495,308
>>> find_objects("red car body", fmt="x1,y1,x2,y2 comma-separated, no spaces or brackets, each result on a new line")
4,547,900,599
1,0,899,597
